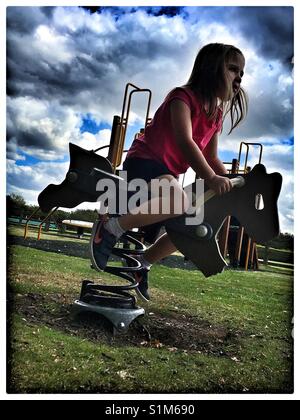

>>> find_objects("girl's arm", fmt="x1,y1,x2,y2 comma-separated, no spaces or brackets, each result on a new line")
170,99,231,195
202,133,228,176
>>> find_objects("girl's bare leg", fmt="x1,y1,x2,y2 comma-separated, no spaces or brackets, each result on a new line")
143,232,177,264
118,174,188,231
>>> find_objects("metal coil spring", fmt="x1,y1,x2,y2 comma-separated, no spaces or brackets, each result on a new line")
78,232,147,309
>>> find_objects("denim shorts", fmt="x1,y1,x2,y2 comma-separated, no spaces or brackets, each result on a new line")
122,157,176,184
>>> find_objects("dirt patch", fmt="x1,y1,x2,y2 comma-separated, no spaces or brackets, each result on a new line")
8,291,242,357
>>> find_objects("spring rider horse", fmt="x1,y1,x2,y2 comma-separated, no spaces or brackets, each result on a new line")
37,142,282,333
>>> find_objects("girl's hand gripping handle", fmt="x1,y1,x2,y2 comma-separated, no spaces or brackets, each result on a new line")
204,176,245,204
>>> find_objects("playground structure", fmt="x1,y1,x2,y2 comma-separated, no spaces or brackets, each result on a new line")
24,83,154,332
23,83,282,332
218,142,264,271
23,83,152,240
166,163,281,277
62,219,93,238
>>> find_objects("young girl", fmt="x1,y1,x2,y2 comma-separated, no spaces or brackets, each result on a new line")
90,43,248,302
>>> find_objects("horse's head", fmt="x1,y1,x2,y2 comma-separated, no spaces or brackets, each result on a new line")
38,143,113,212
231,164,282,244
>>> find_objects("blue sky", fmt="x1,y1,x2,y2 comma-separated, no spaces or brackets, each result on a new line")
6,5,294,232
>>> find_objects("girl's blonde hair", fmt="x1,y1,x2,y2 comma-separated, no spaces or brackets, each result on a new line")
186,43,248,134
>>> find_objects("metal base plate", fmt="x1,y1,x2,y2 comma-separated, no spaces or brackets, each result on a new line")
72,299,145,333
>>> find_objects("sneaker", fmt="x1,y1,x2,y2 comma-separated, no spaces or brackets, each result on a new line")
125,255,150,302
90,217,118,271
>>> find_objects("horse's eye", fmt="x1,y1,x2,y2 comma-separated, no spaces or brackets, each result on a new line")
255,193,264,210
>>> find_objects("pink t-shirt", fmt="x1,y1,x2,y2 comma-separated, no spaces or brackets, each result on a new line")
126,87,223,176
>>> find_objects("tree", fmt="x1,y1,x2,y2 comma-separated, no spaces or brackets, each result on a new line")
70,209,98,222
7,193,27,216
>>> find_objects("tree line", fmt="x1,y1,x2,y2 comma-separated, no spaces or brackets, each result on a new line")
7,193,98,223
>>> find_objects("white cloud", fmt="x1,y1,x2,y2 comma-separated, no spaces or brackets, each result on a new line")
77,129,111,152
53,6,117,35
34,24,73,63
7,161,69,206
6,138,25,161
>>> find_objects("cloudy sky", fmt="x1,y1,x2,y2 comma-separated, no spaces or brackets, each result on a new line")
6,5,294,233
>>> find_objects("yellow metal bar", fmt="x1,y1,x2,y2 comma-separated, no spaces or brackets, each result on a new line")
111,83,152,170
238,142,263,173
23,207,40,239
37,207,59,240
244,237,252,271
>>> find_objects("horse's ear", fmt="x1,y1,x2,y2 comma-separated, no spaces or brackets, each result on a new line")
269,171,283,201
270,172,283,187
250,163,267,175
248,164,282,200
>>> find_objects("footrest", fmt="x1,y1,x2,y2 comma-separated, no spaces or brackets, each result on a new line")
72,299,145,333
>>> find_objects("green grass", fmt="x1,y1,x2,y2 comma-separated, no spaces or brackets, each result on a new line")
9,224,90,243
8,315,292,394
7,242,293,394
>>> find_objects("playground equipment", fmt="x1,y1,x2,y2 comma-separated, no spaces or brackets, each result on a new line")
23,206,59,240
62,219,93,238
166,164,281,277
218,142,264,270
23,83,282,332
34,138,282,329
23,83,152,239
73,235,147,334
23,83,153,332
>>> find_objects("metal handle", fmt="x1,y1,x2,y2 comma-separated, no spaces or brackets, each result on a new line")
203,176,245,204
190,176,246,219
230,176,245,188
